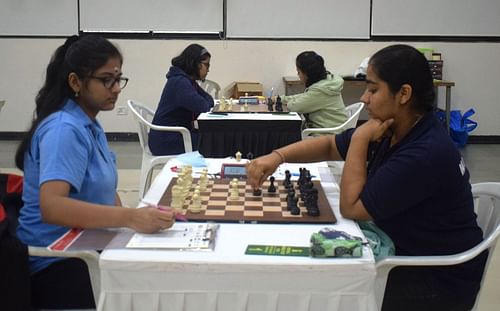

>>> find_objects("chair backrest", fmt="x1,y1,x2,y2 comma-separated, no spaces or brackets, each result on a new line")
374,182,500,310
301,101,365,139
127,100,193,155
198,79,221,99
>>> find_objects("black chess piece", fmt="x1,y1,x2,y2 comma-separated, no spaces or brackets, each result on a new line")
246,152,254,160
275,96,283,112
268,176,276,193
253,188,262,196
267,97,274,111
283,170,291,187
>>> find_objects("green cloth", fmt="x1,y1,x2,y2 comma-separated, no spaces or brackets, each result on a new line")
282,73,347,131
358,221,395,261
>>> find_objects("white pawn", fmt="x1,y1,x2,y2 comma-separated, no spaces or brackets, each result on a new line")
235,151,242,162
230,179,240,200
189,191,202,213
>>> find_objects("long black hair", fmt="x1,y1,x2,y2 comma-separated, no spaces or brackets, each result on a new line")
369,44,435,113
15,35,122,170
171,43,211,80
296,51,328,88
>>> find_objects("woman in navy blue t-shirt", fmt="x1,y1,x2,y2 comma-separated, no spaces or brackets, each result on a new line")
246,44,486,311
149,44,214,155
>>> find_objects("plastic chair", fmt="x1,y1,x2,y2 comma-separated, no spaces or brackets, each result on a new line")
374,182,500,310
198,79,221,99
127,100,192,198
29,246,100,310
301,101,365,139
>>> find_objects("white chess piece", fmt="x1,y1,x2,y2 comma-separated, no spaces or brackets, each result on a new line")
230,179,240,200
189,191,202,213
235,151,242,162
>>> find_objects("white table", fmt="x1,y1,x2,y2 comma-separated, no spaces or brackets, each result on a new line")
97,159,377,311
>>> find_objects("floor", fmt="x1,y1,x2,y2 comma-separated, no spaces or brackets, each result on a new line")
1,141,499,309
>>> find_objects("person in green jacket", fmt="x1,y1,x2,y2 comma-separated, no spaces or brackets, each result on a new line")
280,51,347,130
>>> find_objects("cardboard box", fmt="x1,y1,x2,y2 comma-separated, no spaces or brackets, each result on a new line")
231,81,263,98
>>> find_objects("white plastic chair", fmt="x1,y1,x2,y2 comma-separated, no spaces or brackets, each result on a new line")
29,246,100,310
301,101,365,139
374,182,500,310
127,100,192,198
198,79,221,99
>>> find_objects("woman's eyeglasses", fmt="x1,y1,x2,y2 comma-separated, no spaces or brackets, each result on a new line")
89,76,129,89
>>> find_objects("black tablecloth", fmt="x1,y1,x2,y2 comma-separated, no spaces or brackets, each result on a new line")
198,119,302,158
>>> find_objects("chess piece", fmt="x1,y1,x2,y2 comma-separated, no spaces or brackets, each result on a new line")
230,179,240,200
267,97,274,111
283,170,291,187
246,152,254,160
275,95,283,112
189,191,202,213
253,188,262,196
235,151,242,162
171,185,184,210
268,176,276,193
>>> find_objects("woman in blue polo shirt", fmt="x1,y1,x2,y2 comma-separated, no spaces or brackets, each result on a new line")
15,35,175,309
246,44,486,310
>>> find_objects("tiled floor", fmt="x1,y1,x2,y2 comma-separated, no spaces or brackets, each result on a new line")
1,141,499,309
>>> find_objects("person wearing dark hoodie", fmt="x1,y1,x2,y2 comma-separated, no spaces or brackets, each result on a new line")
280,51,347,130
149,44,214,155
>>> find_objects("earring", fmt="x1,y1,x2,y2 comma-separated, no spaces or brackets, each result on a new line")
75,92,79,98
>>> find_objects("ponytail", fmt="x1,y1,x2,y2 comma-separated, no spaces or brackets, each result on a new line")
15,35,122,170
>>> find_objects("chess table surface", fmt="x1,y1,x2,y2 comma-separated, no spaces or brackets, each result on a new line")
159,177,337,224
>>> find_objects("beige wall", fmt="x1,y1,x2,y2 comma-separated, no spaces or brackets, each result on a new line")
1,38,499,135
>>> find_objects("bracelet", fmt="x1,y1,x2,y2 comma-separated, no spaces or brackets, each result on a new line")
272,150,286,164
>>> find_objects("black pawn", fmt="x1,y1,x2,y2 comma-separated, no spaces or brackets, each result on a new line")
246,152,254,160
268,176,276,193
253,188,262,196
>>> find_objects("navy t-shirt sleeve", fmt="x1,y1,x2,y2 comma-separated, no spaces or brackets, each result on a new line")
334,128,355,160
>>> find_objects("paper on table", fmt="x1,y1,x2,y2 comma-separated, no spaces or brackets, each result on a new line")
126,222,218,250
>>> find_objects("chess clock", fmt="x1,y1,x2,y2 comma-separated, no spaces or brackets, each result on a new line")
220,163,247,179
238,96,259,105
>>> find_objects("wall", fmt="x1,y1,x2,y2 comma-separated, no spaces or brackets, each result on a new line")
0,38,499,135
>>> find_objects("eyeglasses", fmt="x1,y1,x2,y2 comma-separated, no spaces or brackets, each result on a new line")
200,62,210,69
89,76,129,89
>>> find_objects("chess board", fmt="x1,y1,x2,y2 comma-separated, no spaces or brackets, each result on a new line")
212,103,289,113
159,178,337,224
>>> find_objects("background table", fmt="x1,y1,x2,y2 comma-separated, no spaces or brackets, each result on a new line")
197,112,303,158
97,159,377,311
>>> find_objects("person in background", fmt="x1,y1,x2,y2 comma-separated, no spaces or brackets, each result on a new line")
15,35,175,309
247,44,486,311
279,51,347,130
149,43,214,155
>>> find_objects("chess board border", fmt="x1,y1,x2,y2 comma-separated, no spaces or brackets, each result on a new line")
159,178,337,224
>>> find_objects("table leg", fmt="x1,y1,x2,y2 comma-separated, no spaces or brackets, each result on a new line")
445,86,451,134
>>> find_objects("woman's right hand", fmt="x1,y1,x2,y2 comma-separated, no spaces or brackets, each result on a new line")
127,207,175,233
246,152,282,190
353,118,394,142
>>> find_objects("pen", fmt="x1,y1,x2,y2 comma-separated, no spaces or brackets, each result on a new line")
268,87,274,98
140,200,188,222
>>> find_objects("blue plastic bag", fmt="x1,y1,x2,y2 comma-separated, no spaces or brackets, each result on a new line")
449,108,477,148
